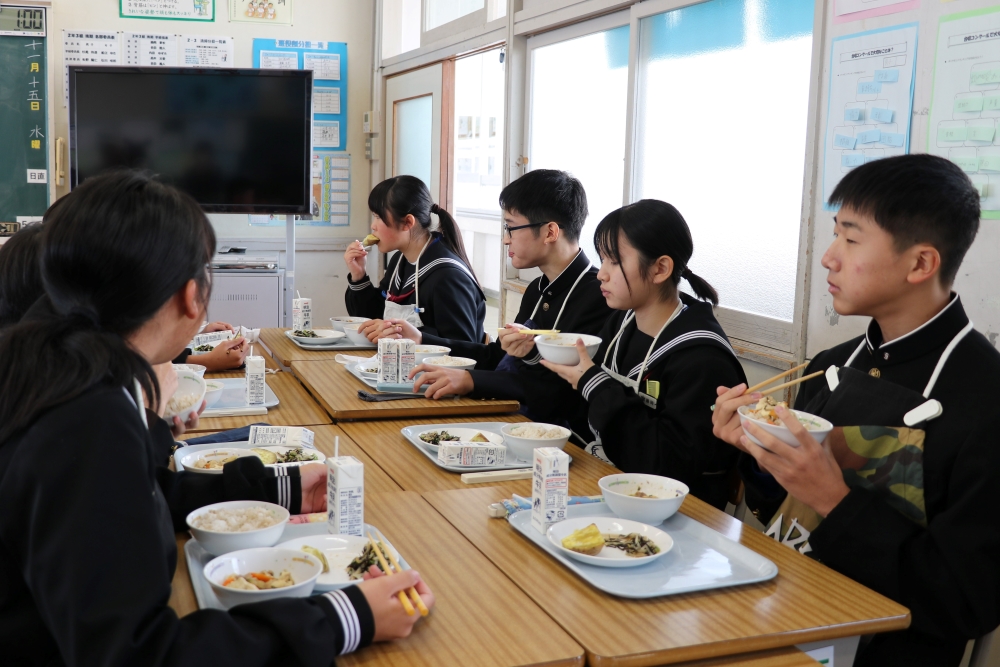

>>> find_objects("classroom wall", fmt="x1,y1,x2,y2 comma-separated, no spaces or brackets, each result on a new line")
806,0,1000,358
43,0,376,322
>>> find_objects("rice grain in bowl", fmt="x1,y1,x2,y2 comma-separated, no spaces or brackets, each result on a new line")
500,422,570,461
186,500,290,556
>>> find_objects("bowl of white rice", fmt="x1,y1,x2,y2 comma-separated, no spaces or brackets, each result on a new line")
173,363,207,377
414,344,450,365
534,334,602,366
186,500,290,556
163,371,206,422
500,422,571,461
422,355,476,371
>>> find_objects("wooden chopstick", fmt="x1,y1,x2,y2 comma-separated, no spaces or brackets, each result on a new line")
496,328,560,335
756,370,824,398
367,533,416,616
745,362,810,395
376,529,429,616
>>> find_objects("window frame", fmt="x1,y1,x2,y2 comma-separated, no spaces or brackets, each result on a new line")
619,0,824,358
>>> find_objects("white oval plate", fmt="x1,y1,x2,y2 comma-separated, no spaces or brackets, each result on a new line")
276,534,400,590
413,427,505,452
180,448,257,474
546,516,673,568
249,446,322,465
287,329,346,345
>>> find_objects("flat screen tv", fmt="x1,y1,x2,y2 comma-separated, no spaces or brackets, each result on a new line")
69,67,312,214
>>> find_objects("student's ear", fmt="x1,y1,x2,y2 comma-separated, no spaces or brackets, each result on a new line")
401,214,418,232
650,256,675,285
905,243,942,286
180,279,202,321
542,221,561,245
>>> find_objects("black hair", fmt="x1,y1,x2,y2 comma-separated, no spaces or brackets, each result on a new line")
0,223,45,328
0,171,216,444
368,175,477,281
829,154,980,285
594,199,719,307
498,169,588,242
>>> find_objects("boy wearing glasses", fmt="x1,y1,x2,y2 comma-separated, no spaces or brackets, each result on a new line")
385,169,612,427
712,155,1000,666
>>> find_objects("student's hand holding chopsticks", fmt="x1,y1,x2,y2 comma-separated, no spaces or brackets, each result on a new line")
711,384,762,454
739,405,849,518
359,567,435,641
540,338,594,390
498,324,537,358
379,318,421,342
344,240,369,282
361,319,384,342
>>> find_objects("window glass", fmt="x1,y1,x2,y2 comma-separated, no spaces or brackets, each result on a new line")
426,0,485,31
529,25,630,265
395,95,433,188
382,0,420,60
635,0,813,321
454,49,505,297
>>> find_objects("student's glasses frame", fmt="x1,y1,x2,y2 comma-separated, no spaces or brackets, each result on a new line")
503,221,547,237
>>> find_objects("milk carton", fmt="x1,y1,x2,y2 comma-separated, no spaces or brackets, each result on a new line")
378,339,399,384
531,447,569,533
245,355,266,405
327,456,364,536
398,339,416,382
437,442,507,467
248,425,315,448
292,297,312,330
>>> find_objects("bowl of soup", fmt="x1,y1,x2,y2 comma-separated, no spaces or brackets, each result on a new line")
205,547,322,609
599,473,689,524
534,334,602,366
738,396,833,449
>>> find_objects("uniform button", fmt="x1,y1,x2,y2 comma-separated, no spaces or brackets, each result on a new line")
543,303,550,311
883,352,889,360
869,368,881,378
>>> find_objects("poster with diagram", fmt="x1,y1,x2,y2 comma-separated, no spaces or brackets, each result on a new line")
927,5,1000,218
822,23,918,206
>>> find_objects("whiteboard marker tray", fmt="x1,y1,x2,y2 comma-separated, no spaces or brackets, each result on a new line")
400,422,570,473
508,503,778,599
184,522,408,610
201,377,278,417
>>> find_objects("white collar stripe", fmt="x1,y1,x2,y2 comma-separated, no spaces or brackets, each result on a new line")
624,331,736,379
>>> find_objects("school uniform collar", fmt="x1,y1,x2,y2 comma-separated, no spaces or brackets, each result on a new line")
536,249,591,299
863,293,968,366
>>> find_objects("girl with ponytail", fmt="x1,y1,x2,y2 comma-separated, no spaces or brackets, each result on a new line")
0,171,433,665
344,175,486,344
542,199,747,510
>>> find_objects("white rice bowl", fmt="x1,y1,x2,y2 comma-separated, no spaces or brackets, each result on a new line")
186,500,290,556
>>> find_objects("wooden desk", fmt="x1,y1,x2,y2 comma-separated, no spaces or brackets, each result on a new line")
172,491,585,667
675,648,818,666
259,327,376,367
339,416,620,494
186,371,332,433
423,487,910,667
291,359,520,421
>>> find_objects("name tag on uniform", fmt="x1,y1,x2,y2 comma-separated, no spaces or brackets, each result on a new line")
646,380,660,399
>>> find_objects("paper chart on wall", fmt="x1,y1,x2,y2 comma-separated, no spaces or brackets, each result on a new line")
63,30,121,107
835,0,916,18
927,5,1000,218
179,35,233,67
124,32,177,66
822,23,918,206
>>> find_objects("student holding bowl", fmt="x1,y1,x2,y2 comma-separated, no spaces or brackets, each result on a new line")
543,200,746,510
343,175,486,344
0,172,434,665
712,155,1000,666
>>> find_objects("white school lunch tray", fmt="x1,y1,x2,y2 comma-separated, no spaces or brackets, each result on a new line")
285,330,376,351
174,441,322,473
400,422,572,473
199,378,279,417
508,503,778,599
346,361,437,394
184,522,409,609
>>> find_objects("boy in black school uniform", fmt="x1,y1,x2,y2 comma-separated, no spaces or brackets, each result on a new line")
389,169,612,426
713,154,1000,666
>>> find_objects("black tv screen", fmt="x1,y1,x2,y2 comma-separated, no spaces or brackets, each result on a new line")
69,67,312,213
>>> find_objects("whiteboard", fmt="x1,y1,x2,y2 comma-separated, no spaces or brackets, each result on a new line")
807,0,1000,357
